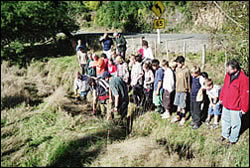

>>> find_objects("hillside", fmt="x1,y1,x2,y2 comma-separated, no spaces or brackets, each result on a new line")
1,52,249,167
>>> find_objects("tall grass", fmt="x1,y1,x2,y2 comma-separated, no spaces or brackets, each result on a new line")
1,53,248,167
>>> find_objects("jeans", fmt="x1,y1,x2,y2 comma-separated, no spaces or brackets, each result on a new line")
221,107,242,143
208,102,222,116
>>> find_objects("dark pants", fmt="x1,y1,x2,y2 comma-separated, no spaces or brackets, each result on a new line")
119,101,129,120
118,50,126,60
132,84,144,106
190,99,202,126
162,89,175,112
80,64,86,75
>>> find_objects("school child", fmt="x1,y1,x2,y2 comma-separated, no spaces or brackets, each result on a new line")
142,61,154,112
73,71,90,101
171,56,190,126
161,60,175,119
152,59,164,113
189,65,206,129
115,56,129,84
107,58,118,76
205,78,222,129
130,54,144,106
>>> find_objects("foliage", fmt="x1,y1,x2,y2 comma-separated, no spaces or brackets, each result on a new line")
210,1,249,75
95,1,153,32
1,1,79,66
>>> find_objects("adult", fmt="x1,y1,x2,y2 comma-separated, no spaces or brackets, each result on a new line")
102,71,129,121
219,60,249,145
76,46,88,75
90,54,106,78
113,32,127,60
99,33,114,59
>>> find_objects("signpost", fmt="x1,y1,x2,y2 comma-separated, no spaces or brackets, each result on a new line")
151,1,165,44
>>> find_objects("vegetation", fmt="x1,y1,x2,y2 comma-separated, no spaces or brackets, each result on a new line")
1,52,249,167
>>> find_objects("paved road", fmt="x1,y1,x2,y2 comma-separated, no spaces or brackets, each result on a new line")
72,31,210,41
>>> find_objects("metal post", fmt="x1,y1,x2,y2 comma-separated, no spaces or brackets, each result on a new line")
154,40,157,58
157,29,161,44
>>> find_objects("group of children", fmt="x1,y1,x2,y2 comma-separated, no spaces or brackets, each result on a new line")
73,34,223,131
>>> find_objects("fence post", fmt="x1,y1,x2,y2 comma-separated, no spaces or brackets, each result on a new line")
183,41,186,58
201,44,206,69
154,40,157,58
165,41,169,61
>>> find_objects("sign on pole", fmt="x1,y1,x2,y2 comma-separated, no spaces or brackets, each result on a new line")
154,18,165,29
151,1,165,18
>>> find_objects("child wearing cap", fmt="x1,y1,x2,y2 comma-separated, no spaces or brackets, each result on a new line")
205,78,222,129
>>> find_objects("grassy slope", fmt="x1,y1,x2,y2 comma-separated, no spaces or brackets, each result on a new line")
1,53,249,167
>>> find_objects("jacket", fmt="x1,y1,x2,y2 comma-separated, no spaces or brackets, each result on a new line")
175,66,191,93
219,70,249,113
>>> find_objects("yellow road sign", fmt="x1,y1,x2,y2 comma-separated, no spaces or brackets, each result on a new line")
151,1,165,18
154,18,165,29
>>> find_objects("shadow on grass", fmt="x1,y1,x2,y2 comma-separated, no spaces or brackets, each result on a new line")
240,110,249,136
48,127,127,167
156,138,194,160
1,95,43,110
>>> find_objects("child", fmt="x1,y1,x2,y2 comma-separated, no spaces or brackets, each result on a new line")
73,71,90,101
205,78,222,129
130,54,144,106
142,61,154,112
171,56,190,126
107,58,117,76
161,60,175,119
152,59,164,113
189,65,206,129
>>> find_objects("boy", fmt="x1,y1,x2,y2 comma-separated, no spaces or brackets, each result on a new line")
161,60,175,119
205,78,222,129
189,65,206,129
152,59,164,113
171,56,190,126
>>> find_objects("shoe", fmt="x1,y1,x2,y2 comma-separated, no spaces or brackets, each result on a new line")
189,121,195,127
210,123,219,129
179,118,186,126
226,141,236,148
161,111,171,119
218,136,228,142
171,115,180,123
192,124,200,130
205,118,210,126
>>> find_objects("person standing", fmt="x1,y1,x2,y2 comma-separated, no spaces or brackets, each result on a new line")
113,32,127,60
142,40,154,62
171,56,191,126
219,60,249,145
161,60,175,119
99,33,114,59
189,65,206,129
77,46,88,75
102,72,129,121
152,59,164,113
